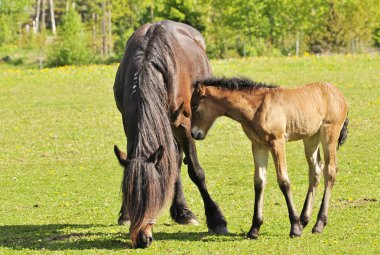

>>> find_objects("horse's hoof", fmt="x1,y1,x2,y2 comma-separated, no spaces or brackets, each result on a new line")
118,218,130,226
209,224,228,234
171,207,199,225
247,232,259,240
187,218,200,226
176,217,199,226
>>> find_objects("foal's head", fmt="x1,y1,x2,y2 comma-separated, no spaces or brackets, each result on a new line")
114,145,165,248
190,82,225,140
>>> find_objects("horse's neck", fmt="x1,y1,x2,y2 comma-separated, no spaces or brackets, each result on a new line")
210,88,266,122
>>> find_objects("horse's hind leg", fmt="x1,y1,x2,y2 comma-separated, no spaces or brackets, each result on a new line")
270,139,301,237
170,143,199,225
300,135,322,230
175,125,227,234
312,125,339,233
247,142,269,239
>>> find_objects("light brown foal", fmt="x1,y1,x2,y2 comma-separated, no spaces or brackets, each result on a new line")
190,77,348,239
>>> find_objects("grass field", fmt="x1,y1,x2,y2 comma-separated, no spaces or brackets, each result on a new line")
0,54,379,254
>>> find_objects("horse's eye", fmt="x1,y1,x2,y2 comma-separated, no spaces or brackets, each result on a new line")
191,103,199,112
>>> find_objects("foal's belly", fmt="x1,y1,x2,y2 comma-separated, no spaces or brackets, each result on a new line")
285,120,322,141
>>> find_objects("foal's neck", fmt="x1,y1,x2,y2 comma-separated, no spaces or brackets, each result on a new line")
207,87,268,122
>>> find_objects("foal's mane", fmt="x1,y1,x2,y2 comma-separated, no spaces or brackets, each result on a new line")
199,76,278,90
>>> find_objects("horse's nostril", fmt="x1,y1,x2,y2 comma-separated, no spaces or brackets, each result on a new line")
147,236,153,244
191,129,204,140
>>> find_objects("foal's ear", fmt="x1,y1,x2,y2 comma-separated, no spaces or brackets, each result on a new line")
195,81,206,96
114,145,128,167
148,146,164,166
195,81,201,89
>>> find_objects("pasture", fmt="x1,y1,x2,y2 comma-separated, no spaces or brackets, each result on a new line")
0,54,379,254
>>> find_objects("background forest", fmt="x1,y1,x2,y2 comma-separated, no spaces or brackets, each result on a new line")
1,0,380,66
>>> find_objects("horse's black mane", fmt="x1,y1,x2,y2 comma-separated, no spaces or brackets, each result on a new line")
199,76,278,90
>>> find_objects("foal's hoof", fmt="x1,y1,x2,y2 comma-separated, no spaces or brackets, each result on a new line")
209,224,229,234
290,224,302,238
312,221,326,234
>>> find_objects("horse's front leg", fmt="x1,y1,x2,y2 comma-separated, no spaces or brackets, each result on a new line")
118,201,130,225
247,142,269,239
174,124,228,234
170,142,199,225
270,139,301,237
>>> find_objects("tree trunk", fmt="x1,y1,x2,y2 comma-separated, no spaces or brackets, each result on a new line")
41,0,46,30
35,0,41,33
101,1,107,56
49,0,56,35
151,0,154,22
107,0,112,55
92,13,97,52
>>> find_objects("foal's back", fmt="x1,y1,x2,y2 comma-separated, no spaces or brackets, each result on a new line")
260,82,347,141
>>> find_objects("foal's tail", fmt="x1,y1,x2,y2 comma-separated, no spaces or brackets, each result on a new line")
338,116,349,148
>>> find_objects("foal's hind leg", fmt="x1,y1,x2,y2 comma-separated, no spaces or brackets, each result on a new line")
300,135,322,230
175,125,227,234
312,126,339,233
270,139,301,237
170,143,199,225
247,142,269,239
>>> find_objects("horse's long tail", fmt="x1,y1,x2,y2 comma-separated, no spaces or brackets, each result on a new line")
338,116,349,148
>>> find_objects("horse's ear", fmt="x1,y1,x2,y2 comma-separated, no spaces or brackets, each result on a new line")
171,101,184,124
148,146,164,166
114,145,128,167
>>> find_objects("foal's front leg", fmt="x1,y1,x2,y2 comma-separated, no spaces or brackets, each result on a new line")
247,142,269,239
270,139,301,237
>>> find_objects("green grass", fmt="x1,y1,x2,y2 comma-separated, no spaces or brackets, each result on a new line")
0,54,379,254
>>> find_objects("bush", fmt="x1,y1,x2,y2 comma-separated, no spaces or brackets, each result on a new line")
47,6,92,67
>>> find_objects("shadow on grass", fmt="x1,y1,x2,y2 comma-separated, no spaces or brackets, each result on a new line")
0,224,127,251
0,224,243,251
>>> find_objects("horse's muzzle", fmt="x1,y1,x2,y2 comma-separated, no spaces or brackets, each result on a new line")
135,232,153,248
191,129,205,140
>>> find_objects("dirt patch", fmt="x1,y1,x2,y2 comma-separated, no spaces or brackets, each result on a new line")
332,198,378,208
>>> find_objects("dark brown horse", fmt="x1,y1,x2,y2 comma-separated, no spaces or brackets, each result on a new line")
113,21,227,248
190,77,348,239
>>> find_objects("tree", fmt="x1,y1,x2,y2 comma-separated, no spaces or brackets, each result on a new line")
47,3,92,66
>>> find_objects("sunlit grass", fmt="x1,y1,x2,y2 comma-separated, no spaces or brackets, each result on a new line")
0,54,379,254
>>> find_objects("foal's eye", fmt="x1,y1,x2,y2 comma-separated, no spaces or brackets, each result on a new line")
191,103,199,112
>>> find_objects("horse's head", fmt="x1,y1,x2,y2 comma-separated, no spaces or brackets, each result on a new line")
190,82,224,140
114,145,165,248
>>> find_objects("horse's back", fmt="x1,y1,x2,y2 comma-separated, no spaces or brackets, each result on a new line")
114,20,211,124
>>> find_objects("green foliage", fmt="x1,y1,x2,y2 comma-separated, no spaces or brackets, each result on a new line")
47,5,92,66
2,0,380,63
0,55,379,254
0,0,33,46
